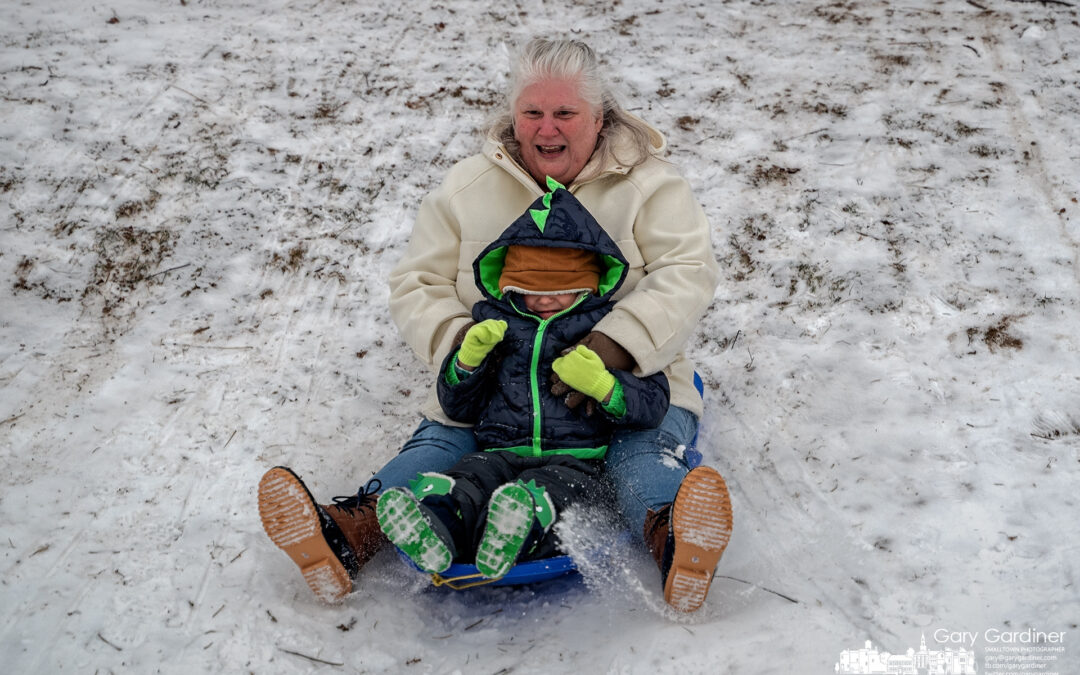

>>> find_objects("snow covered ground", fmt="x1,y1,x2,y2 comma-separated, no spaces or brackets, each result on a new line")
2,0,1079,672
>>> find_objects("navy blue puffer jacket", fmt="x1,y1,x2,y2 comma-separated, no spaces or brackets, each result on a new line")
436,185,669,460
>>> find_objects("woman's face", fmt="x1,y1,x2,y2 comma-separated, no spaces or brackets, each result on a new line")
513,78,603,186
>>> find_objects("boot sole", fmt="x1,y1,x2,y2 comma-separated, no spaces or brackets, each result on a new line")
476,484,534,579
258,467,351,604
666,466,733,613
375,489,453,574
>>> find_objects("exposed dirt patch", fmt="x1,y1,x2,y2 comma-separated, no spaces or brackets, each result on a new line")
81,226,174,336
749,163,801,187
966,315,1025,353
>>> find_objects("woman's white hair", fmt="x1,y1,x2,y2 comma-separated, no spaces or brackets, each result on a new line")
488,37,657,182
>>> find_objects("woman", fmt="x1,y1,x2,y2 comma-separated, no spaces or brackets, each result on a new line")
258,37,733,613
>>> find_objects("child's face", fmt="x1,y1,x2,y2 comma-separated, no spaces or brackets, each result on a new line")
521,292,580,319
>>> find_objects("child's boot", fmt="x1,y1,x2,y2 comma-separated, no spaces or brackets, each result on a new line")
476,479,556,579
375,472,457,574
644,466,733,613
258,467,384,604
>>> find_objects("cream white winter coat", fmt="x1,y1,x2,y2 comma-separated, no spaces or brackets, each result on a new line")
388,120,719,422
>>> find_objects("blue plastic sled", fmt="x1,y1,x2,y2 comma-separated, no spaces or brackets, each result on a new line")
401,372,706,589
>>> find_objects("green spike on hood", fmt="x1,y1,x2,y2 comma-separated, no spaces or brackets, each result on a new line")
529,206,549,232
528,177,567,233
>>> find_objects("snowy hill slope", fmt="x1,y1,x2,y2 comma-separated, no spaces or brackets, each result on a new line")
2,0,1078,672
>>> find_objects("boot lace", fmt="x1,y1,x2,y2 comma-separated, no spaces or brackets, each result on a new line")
643,503,672,543
330,478,382,515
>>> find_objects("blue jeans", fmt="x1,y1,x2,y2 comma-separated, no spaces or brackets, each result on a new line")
370,420,479,490
370,406,699,543
604,405,699,538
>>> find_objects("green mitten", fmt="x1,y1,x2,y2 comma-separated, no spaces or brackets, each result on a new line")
457,319,508,368
551,345,616,403
550,332,634,409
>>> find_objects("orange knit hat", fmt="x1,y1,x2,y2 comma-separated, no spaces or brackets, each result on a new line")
498,245,603,295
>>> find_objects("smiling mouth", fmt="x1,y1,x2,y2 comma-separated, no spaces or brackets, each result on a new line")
537,145,565,156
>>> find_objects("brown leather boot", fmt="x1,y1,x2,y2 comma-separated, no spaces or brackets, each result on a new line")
644,508,669,564
643,466,733,612
258,467,385,604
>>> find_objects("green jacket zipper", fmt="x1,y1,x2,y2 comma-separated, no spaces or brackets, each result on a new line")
518,294,589,457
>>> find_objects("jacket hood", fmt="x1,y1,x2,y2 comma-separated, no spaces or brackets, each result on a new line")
474,177,628,305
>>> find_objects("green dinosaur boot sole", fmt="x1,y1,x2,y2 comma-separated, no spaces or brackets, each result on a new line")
476,483,535,579
376,488,453,574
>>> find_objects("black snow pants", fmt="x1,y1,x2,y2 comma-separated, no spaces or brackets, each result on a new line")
421,449,610,562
